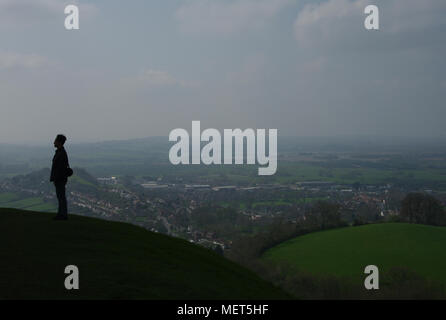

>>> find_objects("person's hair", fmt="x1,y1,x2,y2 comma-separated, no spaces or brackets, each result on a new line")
56,134,67,145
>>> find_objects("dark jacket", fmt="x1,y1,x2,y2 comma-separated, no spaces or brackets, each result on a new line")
50,147,69,182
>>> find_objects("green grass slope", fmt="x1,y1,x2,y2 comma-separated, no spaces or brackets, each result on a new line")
0,208,289,300
263,223,446,284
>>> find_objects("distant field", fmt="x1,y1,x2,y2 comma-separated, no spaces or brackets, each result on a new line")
125,162,446,189
263,223,446,284
270,163,446,187
218,197,329,209
0,193,56,212
0,192,19,203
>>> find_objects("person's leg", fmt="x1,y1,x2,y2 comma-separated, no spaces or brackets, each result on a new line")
54,182,68,219
55,182,62,215
60,181,67,217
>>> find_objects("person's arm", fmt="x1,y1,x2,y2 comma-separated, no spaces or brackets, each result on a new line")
52,152,67,181
63,150,69,169
50,154,57,182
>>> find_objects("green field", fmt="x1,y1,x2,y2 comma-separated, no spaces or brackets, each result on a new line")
0,192,20,203
263,223,446,284
270,163,446,187
0,208,289,299
0,193,56,212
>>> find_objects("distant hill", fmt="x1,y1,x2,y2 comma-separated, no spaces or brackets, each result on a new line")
6,167,98,193
263,223,446,284
0,208,290,299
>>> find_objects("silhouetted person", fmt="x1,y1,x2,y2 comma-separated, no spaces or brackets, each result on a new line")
50,134,70,220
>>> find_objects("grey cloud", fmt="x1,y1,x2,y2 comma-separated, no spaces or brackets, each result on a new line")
0,0,97,27
294,0,446,52
175,0,293,35
0,52,48,69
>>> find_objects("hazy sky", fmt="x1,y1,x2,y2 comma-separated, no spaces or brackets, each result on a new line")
1,0,445,144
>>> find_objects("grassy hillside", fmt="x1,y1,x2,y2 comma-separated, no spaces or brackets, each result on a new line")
0,208,289,300
263,223,446,284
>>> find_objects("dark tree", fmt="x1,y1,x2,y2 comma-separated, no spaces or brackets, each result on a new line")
400,193,445,226
307,201,343,229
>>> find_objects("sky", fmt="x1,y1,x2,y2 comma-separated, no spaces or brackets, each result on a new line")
0,0,445,144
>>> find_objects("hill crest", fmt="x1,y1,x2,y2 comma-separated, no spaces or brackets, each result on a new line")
0,208,289,300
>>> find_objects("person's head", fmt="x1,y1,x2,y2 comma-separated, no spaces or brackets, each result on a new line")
54,134,67,149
